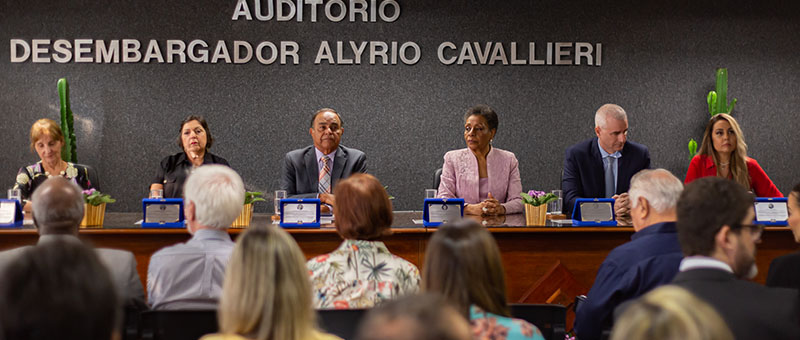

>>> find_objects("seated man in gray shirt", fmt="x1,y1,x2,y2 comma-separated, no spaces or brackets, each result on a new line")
147,164,245,310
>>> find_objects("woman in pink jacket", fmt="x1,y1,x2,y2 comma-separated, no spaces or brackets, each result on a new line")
437,104,523,215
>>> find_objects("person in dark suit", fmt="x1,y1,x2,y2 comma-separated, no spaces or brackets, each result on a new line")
562,104,650,219
281,108,367,206
672,177,800,339
767,183,800,289
0,177,145,309
574,169,684,340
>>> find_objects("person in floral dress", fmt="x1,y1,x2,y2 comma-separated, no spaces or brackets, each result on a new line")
14,119,93,210
307,173,420,309
423,220,545,340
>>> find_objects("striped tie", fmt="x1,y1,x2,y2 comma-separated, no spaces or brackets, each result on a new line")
318,155,331,194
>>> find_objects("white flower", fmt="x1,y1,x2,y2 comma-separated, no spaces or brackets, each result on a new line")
16,173,29,185
65,165,78,178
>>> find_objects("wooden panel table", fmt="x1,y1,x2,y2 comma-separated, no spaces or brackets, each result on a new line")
1,211,796,306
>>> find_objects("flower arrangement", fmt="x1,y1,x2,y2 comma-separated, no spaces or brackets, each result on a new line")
244,191,266,205
520,190,557,207
83,188,115,206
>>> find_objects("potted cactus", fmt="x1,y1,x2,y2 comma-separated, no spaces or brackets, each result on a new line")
58,78,78,163
688,68,738,157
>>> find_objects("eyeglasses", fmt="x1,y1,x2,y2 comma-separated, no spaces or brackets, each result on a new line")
735,223,764,240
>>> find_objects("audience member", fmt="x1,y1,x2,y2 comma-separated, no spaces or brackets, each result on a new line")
575,169,684,340
423,220,545,340
201,225,341,340
767,182,800,289
0,239,119,340
0,177,144,308
356,293,472,340
610,285,733,340
307,173,420,309
562,103,651,219
673,177,800,339
147,164,245,309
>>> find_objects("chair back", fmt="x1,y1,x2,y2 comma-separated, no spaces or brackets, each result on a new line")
317,308,368,340
433,168,443,190
76,163,101,192
510,303,567,340
139,310,218,340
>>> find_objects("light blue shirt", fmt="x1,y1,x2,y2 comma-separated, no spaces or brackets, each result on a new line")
315,147,336,173
147,228,234,310
598,140,622,193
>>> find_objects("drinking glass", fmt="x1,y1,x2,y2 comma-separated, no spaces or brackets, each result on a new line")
149,189,163,199
425,189,438,199
274,190,287,215
7,188,21,203
549,189,563,214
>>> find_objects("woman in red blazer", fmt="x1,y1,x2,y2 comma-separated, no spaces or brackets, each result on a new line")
685,113,782,197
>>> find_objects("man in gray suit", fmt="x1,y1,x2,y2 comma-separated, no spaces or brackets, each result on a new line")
281,107,367,206
0,177,145,308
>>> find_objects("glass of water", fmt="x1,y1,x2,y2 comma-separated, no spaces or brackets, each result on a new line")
549,189,563,214
274,190,287,215
8,188,21,204
425,189,437,199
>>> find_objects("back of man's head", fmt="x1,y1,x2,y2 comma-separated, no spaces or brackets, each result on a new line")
629,169,683,229
356,293,471,340
677,177,753,256
184,165,245,230
31,177,84,235
0,239,119,340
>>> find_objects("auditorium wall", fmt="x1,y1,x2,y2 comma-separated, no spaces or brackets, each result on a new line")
1,0,799,212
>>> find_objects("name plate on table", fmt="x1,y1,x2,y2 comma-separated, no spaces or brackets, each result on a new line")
754,197,788,226
571,198,617,226
423,198,464,227
142,198,185,228
0,199,23,228
280,198,321,228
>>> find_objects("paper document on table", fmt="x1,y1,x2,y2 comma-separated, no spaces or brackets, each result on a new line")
283,203,319,224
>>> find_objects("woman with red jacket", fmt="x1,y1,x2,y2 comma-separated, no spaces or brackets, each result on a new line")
685,113,782,197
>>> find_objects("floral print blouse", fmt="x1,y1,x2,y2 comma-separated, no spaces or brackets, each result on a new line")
13,161,92,201
307,239,421,309
470,305,545,340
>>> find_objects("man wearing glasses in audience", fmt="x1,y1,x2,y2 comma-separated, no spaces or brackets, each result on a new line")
672,177,800,339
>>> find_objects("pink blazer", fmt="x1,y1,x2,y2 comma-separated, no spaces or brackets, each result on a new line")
437,147,523,214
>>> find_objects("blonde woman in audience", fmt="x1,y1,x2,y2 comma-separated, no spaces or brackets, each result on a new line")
307,173,420,309
201,225,341,340
610,285,733,340
423,220,544,340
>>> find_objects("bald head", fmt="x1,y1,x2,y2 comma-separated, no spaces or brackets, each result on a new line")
31,177,84,235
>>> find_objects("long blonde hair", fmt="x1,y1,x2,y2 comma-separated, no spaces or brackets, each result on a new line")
218,225,317,340
698,113,750,190
611,286,733,340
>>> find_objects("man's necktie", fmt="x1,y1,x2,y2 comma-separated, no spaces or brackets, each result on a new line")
318,156,331,194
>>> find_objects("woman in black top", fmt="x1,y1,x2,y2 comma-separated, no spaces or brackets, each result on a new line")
150,115,230,198
766,183,800,289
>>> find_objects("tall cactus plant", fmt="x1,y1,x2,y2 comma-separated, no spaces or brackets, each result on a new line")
58,78,77,163
689,68,738,157
707,68,737,116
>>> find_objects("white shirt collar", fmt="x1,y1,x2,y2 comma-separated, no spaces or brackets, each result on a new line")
679,255,734,273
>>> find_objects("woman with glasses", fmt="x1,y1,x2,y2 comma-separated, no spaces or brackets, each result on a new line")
766,183,800,289
437,104,522,216
684,114,781,197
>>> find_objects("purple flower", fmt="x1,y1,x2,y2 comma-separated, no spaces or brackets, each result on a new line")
82,188,97,195
527,190,547,198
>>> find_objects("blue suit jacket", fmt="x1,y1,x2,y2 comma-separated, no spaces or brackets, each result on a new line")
574,222,682,340
561,138,650,218
281,145,367,198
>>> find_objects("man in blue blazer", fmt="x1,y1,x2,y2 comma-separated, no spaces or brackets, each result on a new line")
562,104,650,219
281,108,367,204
